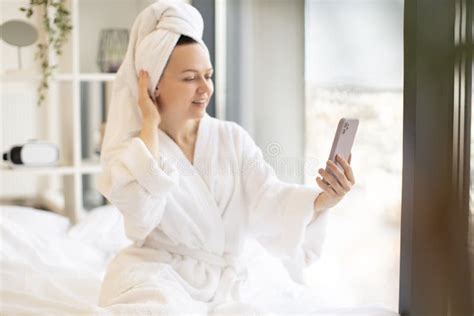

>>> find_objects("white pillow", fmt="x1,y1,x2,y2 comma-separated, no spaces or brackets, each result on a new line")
67,205,132,254
0,204,70,236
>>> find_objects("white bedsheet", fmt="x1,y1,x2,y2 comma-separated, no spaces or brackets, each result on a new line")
0,205,398,315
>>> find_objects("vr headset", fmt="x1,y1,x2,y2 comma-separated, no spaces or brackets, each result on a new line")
2,140,59,167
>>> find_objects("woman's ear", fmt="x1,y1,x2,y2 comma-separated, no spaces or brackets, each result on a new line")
153,85,161,106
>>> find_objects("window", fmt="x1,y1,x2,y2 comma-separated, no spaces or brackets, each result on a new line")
304,0,404,310
220,0,472,313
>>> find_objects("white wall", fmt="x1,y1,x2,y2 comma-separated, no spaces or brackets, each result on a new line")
238,0,306,183
0,0,39,74
79,0,151,73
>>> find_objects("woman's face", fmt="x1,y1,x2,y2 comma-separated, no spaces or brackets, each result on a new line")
154,43,214,121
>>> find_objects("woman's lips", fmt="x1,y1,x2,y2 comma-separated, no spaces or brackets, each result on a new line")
192,100,207,107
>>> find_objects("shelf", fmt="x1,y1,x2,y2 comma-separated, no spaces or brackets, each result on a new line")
0,161,102,175
1,72,116,82
0,164,76,175
57,73,116,81
1,0,134,223
80,160,102,174
78,73,116,81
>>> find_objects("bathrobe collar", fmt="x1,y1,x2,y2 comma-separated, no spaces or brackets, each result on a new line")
157,113,226,254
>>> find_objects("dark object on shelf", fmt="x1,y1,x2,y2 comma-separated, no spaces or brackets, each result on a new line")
2,140,59,167
97,28,129,73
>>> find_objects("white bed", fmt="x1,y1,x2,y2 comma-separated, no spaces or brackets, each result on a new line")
0,204,398,315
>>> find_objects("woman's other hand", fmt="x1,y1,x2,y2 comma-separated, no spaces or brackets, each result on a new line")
138,69,161,124
314,153,355,212
138,70,161,158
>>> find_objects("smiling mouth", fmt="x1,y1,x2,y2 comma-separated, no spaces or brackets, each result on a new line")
192,100,207,106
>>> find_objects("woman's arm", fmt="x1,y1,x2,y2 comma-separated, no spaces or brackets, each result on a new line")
97,70,177,246
235,125,330,282
235,124,322,254
139,118,160,159
98,137,178,245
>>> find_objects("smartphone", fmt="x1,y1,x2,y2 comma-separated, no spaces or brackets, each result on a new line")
328,118,359,171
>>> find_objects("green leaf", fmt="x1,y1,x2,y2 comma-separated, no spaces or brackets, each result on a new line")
28,0,73,107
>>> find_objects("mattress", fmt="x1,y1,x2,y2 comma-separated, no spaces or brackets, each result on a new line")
0,204,398,315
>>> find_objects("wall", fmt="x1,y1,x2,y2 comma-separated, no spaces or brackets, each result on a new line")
227,0,306,184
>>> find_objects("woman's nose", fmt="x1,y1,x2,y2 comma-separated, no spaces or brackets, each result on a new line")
197,77,212,95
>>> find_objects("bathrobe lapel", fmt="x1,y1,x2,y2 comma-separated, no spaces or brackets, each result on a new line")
157,114,226,254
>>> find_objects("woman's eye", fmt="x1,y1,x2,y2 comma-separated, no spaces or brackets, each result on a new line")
184,75,213,82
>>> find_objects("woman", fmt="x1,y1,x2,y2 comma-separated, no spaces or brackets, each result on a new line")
98,1,355,314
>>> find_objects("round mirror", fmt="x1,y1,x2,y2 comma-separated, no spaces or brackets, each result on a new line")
0,20,38,47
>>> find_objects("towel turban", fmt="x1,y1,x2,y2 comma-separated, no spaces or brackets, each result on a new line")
99,0,209,170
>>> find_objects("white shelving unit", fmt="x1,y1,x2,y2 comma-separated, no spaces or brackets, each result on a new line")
0,0,156,223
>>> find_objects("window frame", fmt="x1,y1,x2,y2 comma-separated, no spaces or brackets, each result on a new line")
399,0,473,314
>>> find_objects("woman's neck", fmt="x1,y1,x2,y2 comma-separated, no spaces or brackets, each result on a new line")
159,116,200,146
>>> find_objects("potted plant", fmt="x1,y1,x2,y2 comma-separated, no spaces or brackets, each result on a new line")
20,0,73,106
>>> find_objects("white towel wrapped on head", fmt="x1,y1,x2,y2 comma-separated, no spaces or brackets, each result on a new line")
99,0,210,198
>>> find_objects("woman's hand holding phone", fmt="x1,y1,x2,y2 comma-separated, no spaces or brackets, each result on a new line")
314,153,355,213
313,118,358,214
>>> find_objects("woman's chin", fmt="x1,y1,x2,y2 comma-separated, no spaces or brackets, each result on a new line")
190,104,208,117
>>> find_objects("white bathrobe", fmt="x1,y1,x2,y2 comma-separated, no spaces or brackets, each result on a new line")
97,113,330,314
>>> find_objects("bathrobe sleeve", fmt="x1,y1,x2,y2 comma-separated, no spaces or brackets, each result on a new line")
235,124,331,284
98,137,179,246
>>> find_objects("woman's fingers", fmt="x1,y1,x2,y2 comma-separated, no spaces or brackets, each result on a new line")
138,71,153,105
137,70,160,121
318,168,345,195
138,70,150,104
326,160,352,191
336,154,355,185
316,177,337,197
